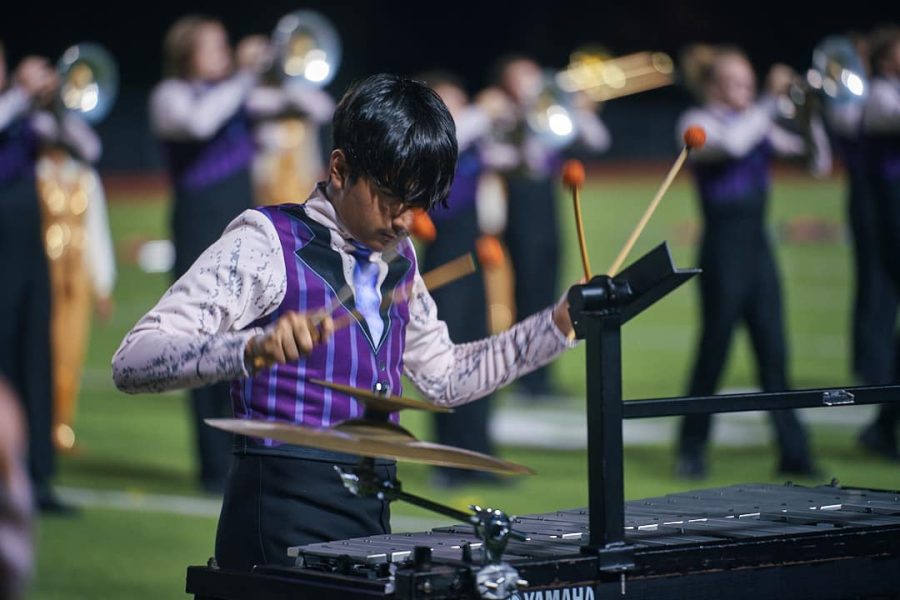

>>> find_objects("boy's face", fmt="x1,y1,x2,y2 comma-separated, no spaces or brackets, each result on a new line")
328,151,412,251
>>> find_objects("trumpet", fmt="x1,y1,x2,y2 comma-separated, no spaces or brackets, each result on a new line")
56,42,118,124
526,48,674,148
271,9,341,87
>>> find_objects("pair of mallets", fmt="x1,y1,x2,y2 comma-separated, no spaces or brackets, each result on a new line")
563,125,707,282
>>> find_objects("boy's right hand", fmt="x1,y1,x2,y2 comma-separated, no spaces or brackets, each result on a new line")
245,311,334,371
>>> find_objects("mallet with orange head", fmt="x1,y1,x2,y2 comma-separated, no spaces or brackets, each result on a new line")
606,125,706,277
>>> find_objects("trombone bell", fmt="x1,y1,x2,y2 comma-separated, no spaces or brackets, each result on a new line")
57,43,119,124
273,10,341,87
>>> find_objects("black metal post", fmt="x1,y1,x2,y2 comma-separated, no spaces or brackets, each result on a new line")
584,313,625,550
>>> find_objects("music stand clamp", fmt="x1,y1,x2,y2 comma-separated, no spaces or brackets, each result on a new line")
568,242,698,572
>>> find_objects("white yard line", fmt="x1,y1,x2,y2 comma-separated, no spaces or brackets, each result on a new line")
54,486,449,531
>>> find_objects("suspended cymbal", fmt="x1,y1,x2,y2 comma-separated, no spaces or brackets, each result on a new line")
307,378,452,413
206,418,533,475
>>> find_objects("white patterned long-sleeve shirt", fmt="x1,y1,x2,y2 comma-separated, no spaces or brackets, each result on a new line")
112,187,576,407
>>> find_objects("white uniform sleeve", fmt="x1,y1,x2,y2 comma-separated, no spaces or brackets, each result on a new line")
403,268,576,407
0,87,30,131
112,210,287,393
862,78,900,134
150,73,256,140
83,167,116,298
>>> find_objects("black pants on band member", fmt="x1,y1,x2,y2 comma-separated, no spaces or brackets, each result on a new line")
0,174,55,497
503,174,560,396
214,451,395,572
679,220,812,467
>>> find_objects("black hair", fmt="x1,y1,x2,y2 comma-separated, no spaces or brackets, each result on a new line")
332,73,458,211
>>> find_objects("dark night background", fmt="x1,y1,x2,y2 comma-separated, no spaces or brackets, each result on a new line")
1,0,894,169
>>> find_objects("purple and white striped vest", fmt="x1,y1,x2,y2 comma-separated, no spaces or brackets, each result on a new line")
230,203,417,453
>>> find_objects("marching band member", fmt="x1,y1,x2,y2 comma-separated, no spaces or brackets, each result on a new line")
0,44,98,513
114,74,580,571
820,34,898,404
36,103,116,455
247,57,335,206
861,24,900,460
674,44,831,479
149,15,269,494
481,55,610,402
417,70,505,488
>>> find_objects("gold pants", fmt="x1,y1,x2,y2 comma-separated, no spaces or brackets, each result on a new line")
48,248,91,450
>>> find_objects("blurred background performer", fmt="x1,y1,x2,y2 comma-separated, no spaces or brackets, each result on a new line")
35,55,115,453
150,15,268,494
860,24,900,460
674,44,831,479
417,70,503,488
247,29,334,206
0,377,33,600
819,34,898,402
0,44,89,513
482,55,611,401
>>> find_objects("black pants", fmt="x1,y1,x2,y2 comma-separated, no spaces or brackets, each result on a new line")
423,207,494,480
215,451,395,571
679,222,812,466
503,174,560,395
0,175,54,496
171,169,254,490
846,160,898,385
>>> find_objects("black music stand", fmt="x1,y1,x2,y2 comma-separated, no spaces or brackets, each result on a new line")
567,242,698,570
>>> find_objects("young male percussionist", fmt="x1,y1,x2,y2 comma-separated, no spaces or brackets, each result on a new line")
113,73,579,572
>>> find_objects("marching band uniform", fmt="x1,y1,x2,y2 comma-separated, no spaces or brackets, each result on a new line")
112,187,576,570
486,86,610,399
37,143,116,452
150,69,259,493
861,65,900,458
421,103,499,487
0,83,99,511
824,97,898,388
676,94,831,477
248,83,334,206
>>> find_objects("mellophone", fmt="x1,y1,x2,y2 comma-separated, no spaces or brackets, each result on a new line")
187,150,900,600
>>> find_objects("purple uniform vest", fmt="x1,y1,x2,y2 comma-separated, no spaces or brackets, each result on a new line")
230,204,417,452
162,109,254,192
692,141,772,219
0,117,38,186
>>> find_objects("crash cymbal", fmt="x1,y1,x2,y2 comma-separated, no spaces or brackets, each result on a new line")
307,378,452,414
206,418,533,475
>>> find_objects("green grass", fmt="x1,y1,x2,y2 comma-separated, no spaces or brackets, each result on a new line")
27,171,900,600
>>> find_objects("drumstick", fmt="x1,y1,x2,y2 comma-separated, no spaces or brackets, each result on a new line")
606,125,706,277
562,160,591,280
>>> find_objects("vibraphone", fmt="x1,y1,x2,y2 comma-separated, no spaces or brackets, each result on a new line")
186,244,900,599
187,482,900,599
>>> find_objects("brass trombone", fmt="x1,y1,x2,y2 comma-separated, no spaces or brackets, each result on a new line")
555,48,675,102
525,48,674,148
